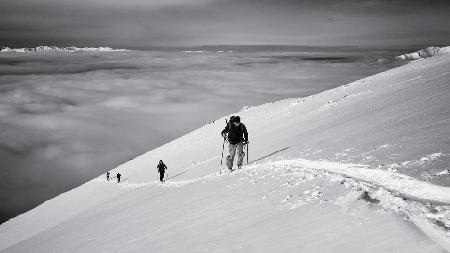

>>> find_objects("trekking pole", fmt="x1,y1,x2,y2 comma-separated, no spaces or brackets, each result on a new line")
220,119,228,166
246,142,249,164
220,137,226,166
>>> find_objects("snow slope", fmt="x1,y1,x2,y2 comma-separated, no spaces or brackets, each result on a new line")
0,51,449,252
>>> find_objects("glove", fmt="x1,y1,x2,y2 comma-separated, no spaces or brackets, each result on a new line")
244,140,249,144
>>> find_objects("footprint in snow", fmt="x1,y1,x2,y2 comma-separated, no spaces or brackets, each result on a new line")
282,195,293,203
289,201,306,210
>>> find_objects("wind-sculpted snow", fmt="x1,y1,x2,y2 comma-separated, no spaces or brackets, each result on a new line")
157,158,450,251
271,159,450,205
256,160,450,250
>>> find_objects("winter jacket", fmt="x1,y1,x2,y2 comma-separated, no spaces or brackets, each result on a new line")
157,163,167,173
221,123,248,145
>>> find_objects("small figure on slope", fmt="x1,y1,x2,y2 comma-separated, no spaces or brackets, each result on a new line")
221,116,249,171
117,173,121,183
106,171,110,181
157,160,168,182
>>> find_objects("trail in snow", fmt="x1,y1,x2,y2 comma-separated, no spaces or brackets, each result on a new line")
247,146,290,164
271,158,450,205
246,160,450,252
117,155,450,207
95,154,450,251
110,156,450,251
162,155,222,182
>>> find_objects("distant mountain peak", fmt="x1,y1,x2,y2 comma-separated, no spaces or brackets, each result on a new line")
0,46,130,53
397,46,450,60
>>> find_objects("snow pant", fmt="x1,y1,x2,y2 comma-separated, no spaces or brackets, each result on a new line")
159,171,165,182
226,141,245,168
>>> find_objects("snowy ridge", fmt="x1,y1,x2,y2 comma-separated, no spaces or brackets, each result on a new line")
122,157,450,251
0,46,130,53
97,155,450,252
397,46,450,60
112,157,450,206
246,160,450,251
271,159,450,205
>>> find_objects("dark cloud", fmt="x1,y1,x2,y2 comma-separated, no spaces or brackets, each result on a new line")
1,63,141,76
325,18,338,22
235,55,359,66
0,141,43,157
0,52,142,76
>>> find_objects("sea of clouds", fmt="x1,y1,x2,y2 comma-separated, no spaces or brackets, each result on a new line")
0,47,406,223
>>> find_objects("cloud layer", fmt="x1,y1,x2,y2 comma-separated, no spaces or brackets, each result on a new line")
0,47,405,223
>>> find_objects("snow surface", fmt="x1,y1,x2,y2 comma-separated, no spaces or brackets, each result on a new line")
397,46,450,60
0,50,449,252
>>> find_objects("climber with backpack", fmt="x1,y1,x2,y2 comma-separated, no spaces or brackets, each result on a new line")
221,116,249,171
157,160,168,183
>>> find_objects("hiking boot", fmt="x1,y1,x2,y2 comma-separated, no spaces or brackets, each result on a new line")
237,164,242,169
228,166,233,171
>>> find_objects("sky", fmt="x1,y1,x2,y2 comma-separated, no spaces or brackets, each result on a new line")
0,0,449,48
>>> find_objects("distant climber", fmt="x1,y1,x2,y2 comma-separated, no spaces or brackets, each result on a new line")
117,173,121,183
221,116,248,171
106,171,110,181
157,160,168,182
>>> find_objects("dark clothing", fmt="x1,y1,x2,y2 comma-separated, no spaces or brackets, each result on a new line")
221,123,248,145
157,163,167,173
117,173,121,183
157,162,167,182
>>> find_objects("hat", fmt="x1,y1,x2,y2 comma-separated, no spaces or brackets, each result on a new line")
233,116,240,123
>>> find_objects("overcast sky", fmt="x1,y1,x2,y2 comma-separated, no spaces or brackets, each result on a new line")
0,0,449,48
